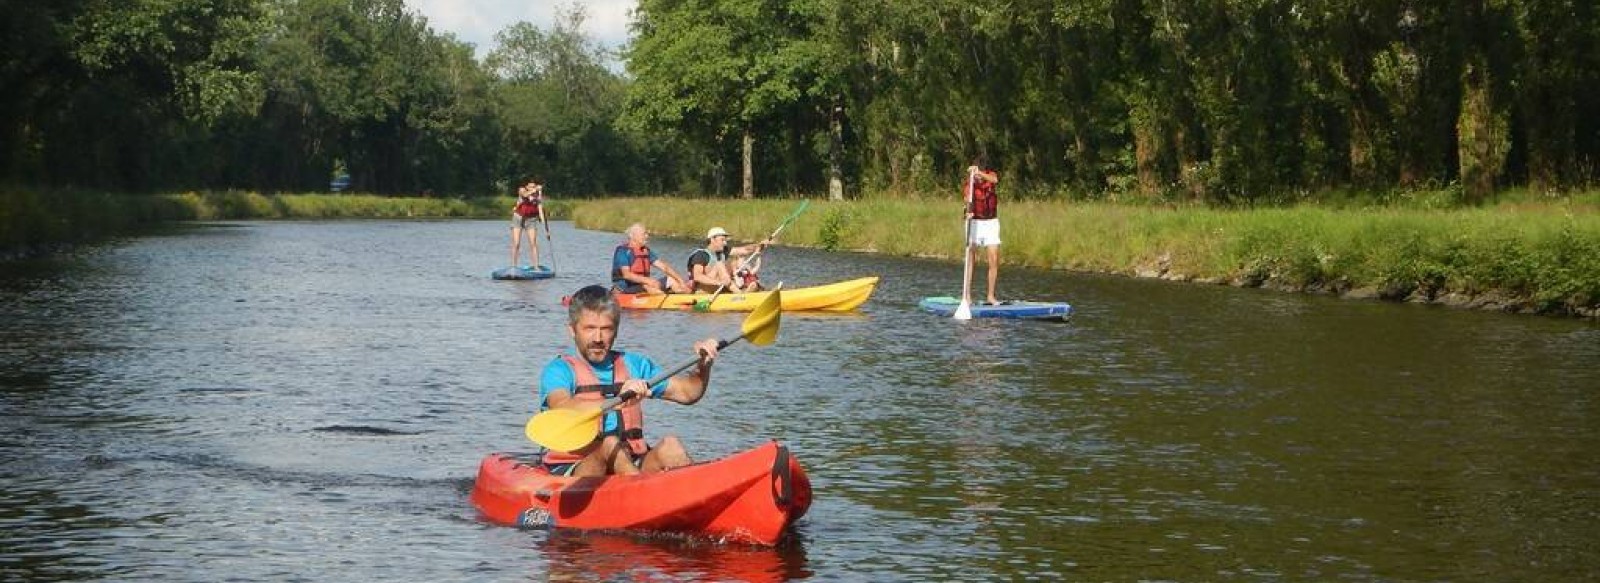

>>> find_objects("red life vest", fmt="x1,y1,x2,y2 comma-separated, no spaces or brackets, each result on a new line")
736,268,759,288
514,195,540,217
614,242,654,281
967,170,998,220
540,353,649,466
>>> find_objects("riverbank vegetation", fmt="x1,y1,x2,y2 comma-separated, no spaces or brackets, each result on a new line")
574,194,1600,318
5,1,1597,317
0,190,568,257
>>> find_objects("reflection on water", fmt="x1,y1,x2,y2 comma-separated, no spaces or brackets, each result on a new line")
2,220,1597,581
539,530,811,582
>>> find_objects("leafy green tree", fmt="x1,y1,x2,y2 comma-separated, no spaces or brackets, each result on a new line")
627,0,839,198
255,0,498,194
1509,0,1598,190
489,5,641,195
2,0,268,190
0,0,84,183
5,0,1597,202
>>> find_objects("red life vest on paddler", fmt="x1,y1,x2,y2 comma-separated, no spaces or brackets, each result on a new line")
613,242,654,282
540,353,649,466
514,194,540,217
967,169,998,220
735,268,759,289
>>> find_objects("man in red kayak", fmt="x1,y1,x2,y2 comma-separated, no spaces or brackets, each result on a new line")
537,284,720,477
612,223,691,294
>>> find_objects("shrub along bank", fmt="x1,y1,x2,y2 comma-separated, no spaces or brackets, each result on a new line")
573,197,1600,318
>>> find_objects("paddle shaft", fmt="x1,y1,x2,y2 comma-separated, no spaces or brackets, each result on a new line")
699,201,809,306
539,205,556,272
959,171,977,306
573,336,744,413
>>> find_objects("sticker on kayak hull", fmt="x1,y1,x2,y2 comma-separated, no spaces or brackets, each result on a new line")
517,508,554,528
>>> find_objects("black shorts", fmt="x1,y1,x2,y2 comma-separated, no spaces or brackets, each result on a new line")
614,277,669,294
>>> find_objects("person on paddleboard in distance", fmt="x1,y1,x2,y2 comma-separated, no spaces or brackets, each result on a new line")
537,285,720,477
686,227,771,293
508,177,546,268
965,155,1003,305
612,223,691,294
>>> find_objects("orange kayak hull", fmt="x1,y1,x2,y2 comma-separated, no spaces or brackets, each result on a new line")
470,441,811,546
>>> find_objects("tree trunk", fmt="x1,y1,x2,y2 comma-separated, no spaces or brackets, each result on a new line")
1456,59,1507,205
1523,105,1569,191
741,128,755,199
1349,105,1377,187
1133,118,1164,197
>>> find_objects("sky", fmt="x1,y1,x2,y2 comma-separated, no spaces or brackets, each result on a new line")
405,0,635,61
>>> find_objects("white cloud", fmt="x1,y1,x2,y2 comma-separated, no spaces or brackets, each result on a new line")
407,0,635,60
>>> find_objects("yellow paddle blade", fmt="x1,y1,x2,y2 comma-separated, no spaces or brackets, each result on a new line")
524,406,604,452
740,287,782,346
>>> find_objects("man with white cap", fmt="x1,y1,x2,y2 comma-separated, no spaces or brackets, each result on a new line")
685,227,771,293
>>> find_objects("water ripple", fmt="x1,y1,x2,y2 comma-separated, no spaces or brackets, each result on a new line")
2,220,1597,581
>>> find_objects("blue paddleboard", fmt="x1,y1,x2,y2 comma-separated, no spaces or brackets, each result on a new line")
918,296,1072,320
492,265,555,280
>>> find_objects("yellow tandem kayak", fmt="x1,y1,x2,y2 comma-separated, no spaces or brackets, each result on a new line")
613,276,879,312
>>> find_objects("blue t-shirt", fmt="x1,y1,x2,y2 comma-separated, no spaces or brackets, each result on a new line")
538,350,663,434
612,245,658,286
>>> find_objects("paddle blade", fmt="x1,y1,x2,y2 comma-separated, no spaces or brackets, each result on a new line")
740,287,782,346
524,407,604,452
952,299,973,320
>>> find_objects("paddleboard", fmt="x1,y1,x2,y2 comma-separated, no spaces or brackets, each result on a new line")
492,265,555,280
918,296,1072,320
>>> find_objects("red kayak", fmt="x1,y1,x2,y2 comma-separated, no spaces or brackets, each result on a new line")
470,441,811,546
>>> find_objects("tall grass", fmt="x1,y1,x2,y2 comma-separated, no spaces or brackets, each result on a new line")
575,196,1600,316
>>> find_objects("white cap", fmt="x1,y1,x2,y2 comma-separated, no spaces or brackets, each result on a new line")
706,227,730,239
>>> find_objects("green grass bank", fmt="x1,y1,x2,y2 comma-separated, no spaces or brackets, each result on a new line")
574,197,1600,318
0,190,571,258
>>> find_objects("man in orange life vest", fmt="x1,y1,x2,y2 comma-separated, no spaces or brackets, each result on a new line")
537,285,720,476
508,177,545,268
964,156,1003,305
612,223,691,294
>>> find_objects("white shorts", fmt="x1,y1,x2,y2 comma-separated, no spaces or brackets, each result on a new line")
968,219,1001,247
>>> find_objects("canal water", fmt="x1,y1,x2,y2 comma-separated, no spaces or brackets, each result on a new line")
2,220,1596,582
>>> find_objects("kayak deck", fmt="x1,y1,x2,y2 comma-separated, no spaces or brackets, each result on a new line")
614,276,878,312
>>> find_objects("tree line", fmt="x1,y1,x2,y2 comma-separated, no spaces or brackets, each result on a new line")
4,0,1596,203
